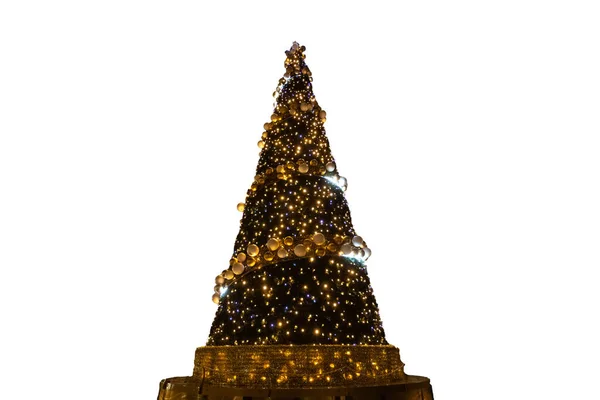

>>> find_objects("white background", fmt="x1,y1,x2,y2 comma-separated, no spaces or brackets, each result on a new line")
1,1,599,399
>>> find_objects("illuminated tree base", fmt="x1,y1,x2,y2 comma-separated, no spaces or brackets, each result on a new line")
194,345,405,387
158,375,433,400
158,345,433,399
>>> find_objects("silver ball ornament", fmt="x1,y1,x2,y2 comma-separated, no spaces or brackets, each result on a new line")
363,247,372,260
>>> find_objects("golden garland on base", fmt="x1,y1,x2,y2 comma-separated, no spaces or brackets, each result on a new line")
193,345,405,388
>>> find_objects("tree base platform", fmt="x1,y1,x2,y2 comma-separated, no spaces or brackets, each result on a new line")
157,375,433,399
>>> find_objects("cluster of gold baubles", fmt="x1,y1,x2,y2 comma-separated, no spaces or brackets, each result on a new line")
257,107,326,151
263,43,323,123
212,233,372,304
258,97,325,150
282,41,310,79
238,159,345,204
256,105,325,137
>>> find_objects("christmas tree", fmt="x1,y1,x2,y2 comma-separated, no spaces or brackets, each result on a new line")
207,41,385,347
158,42,433,400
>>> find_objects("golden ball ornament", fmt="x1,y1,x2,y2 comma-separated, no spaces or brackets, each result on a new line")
284,236,294,246
212,293,220,304
298,163,309,173
215,275,225,285
276,164,285,173
247,244,260,257
277,248,288,258
267,238,280,251
315,248,326,257
224,270,234,280
340,243,352,255
214,285,221,292
247,257,256,267
310,159,318,166
236,203,245,212
319,110,327,119
232,262,245,275
294,244,307,257
312,233,326,245
237,252,247,262
264,251,274,261
257,140,265,149
327,243,338,253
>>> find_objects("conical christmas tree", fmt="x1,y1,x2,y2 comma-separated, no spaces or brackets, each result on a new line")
207,42,385,347
158,42,433,400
